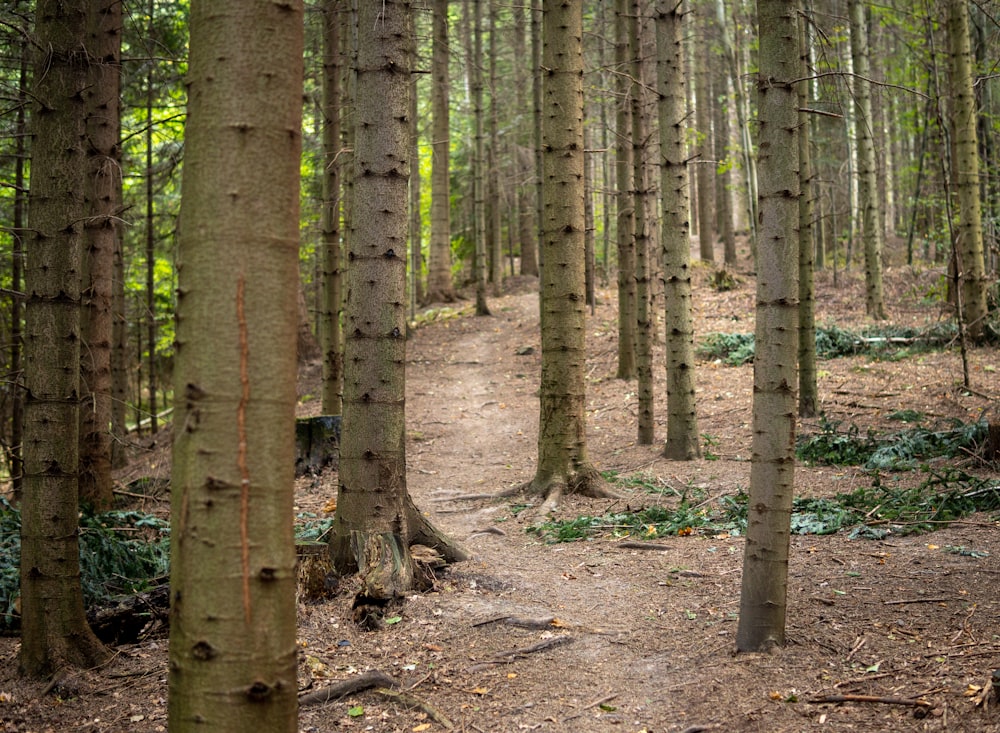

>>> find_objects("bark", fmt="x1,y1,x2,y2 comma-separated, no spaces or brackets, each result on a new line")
320,0,343,415
736,0,799,653
947,0,989,341
10,18,28,499
657,0,700,461
20,0,109,678
330,0,465,612
848,0,886,319
427,0,456,303
715,73,737,266
615,0,636,380
694,10,716,264
798,6,817,418
524,0,613,512
487,0,503,297
78,0,121,510
632,0,655,445
167,2,304,728
471,0,490,315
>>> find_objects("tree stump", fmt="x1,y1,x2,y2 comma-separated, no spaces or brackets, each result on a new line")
988,422,1000,462
295,415,341,476
297,541,335,602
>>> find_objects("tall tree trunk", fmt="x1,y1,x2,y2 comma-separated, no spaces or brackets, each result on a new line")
427,0,456,302
409,65,423,315
167,2,304,728
947,0,989,341
632,0,654,445
471,0,490,315
694,12,715,264
20,0,109,678
531,0,544,282
615,0,636,379
798,5,817,418
79,0,122,510
330,0,465,618
657,0,700,461
144,1,159,433
513,1,538,278
320,0,343,415
10,15,28,500
525,0,614,512
848,0,886,319
487,0,503,296
736,0,799,653
715,74,737,266
714,0,757,250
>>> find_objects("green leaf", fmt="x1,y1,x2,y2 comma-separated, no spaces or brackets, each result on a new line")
384,616,403,625
348,705,364,717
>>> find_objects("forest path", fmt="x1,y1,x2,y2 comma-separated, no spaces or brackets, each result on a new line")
405,286,543,539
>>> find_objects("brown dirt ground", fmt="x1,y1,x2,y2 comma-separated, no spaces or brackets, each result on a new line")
2,248,1000,733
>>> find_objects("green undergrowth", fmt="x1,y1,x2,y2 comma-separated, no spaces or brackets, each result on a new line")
527,468,1000,544
0,503,340,631
797,416,988,470
699,322,958,365
0,501,171,631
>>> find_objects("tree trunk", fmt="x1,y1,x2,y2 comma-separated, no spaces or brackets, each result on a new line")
525,0,613,512
78,0,121,511
694,12,716,264
848,0,887,319
10,15,28,500
798,6,817,418
471,0,491,316
330,0,466,617
947,0,989,342
488,0,503,297
167,2,304,728
427,0,456,303
657,0,700,461
632,0,655,445
615,0,636,380
320,0,343,415
20,0,109,678
736,0,799,653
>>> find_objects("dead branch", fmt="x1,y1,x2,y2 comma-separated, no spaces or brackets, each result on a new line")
465,635,574,672
472,615,561,630
884,597,953,605
298,669,398,707
375,687,454,729
808,693,932,707
616,540,670,551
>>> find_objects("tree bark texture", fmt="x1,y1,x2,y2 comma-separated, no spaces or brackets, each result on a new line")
657,0,701,461
848,0,886,319
320,0,343,415
530,0,603,506
427,0,456,302
20,0,109,678
615,0,636,380
78,0,121,510
797,6,817,418
168,1,304,729
632,0,655,445
947,0,989,341
737,0,799,653
330,0,465,607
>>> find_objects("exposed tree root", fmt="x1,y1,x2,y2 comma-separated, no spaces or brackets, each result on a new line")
298,669,398,707
465,635,574,672
375,687,454,729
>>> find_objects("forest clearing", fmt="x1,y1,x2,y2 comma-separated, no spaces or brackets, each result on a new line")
2,258,999,732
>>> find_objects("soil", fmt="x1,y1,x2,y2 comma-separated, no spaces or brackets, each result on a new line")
2,249,1000,733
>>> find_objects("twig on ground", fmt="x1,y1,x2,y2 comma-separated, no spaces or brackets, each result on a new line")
808,693,932,707
465,636,574,672
375,687,454,729
472,615,561,630
298,669,398,707
884,597,953,605
561,692,618,723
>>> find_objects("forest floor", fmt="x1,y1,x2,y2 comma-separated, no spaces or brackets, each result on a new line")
3,245,1000,732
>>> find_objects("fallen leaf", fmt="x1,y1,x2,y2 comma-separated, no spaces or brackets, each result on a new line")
471,687,488,695
322,497,337,514
413,724,431,732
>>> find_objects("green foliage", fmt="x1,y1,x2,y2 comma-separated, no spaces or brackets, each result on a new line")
797,417,988,470
699,323,959,365
527,468,1000,544
0,501,171,631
